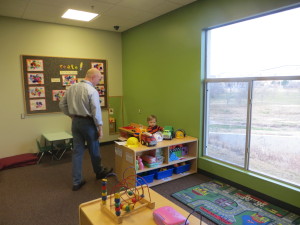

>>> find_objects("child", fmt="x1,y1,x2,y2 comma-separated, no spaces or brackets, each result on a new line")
147,115,163,134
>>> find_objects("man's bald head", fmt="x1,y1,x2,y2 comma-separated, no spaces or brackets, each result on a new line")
85,68,103,86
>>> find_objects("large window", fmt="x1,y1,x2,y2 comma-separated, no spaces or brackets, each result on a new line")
204,5,300,187
206,82,248,167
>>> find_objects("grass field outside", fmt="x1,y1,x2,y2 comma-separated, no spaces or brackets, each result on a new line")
206,81,300,187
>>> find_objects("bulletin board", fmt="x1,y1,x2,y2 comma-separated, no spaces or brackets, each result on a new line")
21,55,108,115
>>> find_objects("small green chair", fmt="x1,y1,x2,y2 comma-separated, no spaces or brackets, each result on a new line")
36,139,53,164
53,139,73,160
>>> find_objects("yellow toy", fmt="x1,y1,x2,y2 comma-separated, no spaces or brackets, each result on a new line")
174,129,186,139
126,137,139,148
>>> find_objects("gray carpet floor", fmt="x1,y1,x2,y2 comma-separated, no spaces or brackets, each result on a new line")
0,142,214,225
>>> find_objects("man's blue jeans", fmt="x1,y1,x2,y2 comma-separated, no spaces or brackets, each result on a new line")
71,117,102,185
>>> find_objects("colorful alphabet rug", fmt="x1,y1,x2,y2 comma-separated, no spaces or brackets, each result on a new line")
172,180,300,225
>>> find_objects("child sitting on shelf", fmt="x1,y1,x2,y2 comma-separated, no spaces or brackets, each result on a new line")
147,115,163,134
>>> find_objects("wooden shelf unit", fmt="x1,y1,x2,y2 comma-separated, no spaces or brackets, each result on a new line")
115,136,198,188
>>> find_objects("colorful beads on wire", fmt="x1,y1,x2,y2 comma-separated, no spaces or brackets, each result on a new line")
101,179,107,205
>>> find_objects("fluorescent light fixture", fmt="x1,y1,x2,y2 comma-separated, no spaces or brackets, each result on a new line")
62,9,98,22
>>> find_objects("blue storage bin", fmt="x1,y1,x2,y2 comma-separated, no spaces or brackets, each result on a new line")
154,167,174,180
136,169,158,186
136,173,154,186
173,163,191,174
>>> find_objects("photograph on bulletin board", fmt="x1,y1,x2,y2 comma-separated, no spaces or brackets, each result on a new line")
21,55,108,115
100,97,105,107
30,99,46,111
28,73,44,85
62,74,77,86
91,62,104,72
95,85,105,96
26,59,44,71
52,90,66,101
28,86,45,98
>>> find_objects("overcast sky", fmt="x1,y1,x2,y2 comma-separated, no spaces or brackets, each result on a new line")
207,6,300,78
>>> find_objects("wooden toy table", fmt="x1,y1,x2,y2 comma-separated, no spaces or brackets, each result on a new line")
79,188,201,225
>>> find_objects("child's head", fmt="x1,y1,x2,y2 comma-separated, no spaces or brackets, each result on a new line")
147,115,157,127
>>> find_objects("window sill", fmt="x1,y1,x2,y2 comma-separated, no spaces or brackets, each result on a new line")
199,156,300,192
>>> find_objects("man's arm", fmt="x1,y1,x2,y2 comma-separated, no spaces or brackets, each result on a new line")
59,93,71,117
98,125,103,139
90,91,103,137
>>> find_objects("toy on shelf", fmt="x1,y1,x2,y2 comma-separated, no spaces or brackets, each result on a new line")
135,127,147,139
174,129,186,139
181,146,189,156
153,131,163,142
140,149,165,168
136,156,144,170
169,152,179,161
169,145,188,161
141,155,157,164
119,123,148,139
100,167,155,224
126,137,139,148
162,126,174,140
135,159,139,170
140,132,157,147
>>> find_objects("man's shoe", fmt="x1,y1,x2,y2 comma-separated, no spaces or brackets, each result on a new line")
96,168,113,180
72,180,86,191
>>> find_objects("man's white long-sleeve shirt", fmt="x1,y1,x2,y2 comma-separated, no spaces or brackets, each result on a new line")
59,80,103,126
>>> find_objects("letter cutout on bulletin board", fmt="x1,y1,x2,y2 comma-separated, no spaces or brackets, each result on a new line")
21,55,108,115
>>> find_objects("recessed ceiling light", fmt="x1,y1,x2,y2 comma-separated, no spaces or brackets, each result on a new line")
62,9,98,22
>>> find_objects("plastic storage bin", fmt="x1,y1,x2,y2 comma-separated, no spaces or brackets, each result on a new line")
136,173,154,186
173,163,191,174
136,170,157,186
144,156,164,168
154,167,174,180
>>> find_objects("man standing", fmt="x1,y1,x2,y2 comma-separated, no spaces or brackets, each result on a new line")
59,68,112,191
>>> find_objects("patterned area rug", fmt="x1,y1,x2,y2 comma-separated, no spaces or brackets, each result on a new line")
172,180,300,225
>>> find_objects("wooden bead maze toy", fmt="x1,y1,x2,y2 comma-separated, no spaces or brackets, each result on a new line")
100,168,155,224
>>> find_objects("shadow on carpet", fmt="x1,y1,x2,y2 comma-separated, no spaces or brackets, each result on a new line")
171,180,300,225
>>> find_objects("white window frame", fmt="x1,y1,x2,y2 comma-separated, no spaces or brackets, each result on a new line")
203,4,300,187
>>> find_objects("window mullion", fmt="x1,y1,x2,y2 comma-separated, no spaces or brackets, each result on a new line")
244,80,253,170
203,82,209,156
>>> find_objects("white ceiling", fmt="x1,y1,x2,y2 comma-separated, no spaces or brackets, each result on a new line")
0,0,197,32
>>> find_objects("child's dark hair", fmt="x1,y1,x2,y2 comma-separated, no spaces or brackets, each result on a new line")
147,115,157,122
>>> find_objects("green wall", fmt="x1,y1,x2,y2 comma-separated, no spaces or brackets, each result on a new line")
0,16,122,158
122,0,300,207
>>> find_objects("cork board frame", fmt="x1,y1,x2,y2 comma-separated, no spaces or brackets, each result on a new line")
21,55,108,115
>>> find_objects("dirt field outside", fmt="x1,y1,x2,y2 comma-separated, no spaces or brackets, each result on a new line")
207,132,300,186
206,81,300,187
